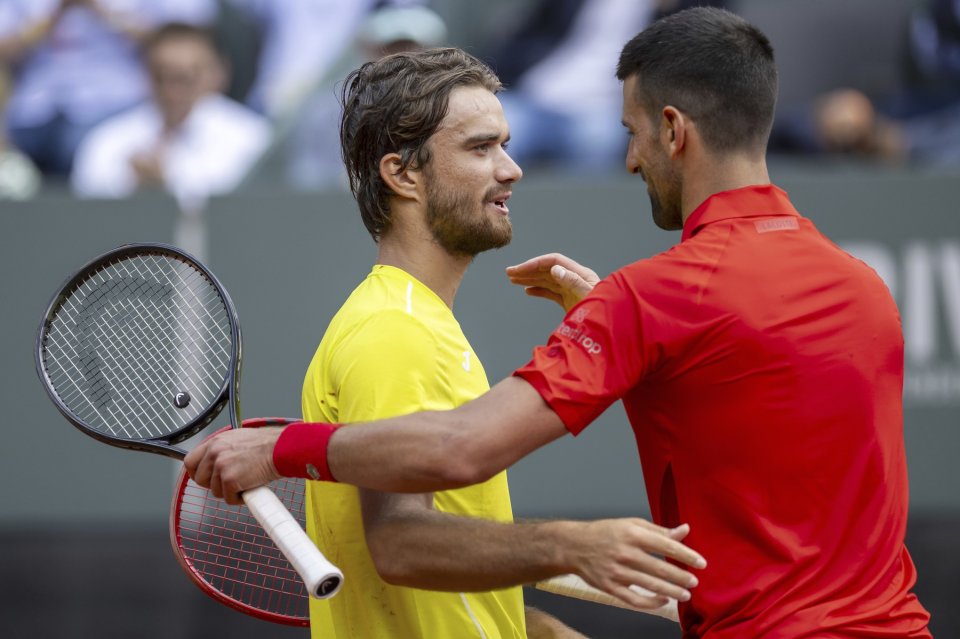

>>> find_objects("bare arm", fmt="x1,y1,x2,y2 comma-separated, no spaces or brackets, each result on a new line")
327,376,566,492
186,377,575,497
524,607,590,638
185,378,706,607
0,3,66,64
365,492,597,635
361,490,702,606
184,377,559,498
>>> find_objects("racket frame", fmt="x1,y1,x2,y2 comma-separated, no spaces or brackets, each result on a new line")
34,242,240,459
170,418,310,626
36,242,344,602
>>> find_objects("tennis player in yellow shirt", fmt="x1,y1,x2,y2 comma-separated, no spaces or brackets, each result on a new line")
199,48,704,638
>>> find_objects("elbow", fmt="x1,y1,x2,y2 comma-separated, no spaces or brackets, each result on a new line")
365,528,421,587
425,429,500,489
366,538,406,586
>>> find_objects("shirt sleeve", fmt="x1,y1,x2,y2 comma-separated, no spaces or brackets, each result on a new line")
513,270,657,435
332,310,445,424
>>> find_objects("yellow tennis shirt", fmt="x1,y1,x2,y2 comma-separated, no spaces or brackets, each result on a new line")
301,265,526,638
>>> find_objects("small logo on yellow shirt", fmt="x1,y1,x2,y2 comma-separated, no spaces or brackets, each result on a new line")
462,351,471,372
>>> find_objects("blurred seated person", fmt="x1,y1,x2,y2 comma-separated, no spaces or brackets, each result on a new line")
0,0,216,177
223,0,379,118
285,1,448,190
483,0,726,174
0,67,40,200
70,22,270,212
770,0,960,166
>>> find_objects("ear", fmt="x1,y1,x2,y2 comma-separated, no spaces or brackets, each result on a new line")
379,152,421,202
661,106,686,158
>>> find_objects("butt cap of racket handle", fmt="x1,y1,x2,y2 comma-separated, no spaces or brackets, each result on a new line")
242,485,344,599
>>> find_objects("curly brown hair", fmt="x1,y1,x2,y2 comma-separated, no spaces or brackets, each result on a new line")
339,48,502,241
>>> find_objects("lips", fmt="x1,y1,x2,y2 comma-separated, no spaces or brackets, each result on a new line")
488,191,511,214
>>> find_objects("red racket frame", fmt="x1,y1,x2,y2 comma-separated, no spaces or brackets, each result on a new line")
170,417,310,626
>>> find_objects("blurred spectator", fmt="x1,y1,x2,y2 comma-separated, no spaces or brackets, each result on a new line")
770,0,960,166
0,0,216,177
0,68,40,200
223,0,379,119
481,0,727,174
70,22,269,213
482,0,651,174
283,1,448,190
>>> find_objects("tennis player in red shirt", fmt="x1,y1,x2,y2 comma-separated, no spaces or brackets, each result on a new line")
187,7,932,637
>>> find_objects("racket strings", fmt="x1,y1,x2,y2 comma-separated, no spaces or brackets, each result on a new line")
42,252,233,440
177,477,309,620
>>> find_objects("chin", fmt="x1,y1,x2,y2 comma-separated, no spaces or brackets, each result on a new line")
650,202,683,231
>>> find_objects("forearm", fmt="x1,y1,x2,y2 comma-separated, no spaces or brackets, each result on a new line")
325,377,567,492
87,2,151,42
366,506,586,591
525,607,589,639
0,12,60,63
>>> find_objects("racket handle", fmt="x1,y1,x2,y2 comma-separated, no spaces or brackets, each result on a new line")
535,574,678,622
242,485,344,599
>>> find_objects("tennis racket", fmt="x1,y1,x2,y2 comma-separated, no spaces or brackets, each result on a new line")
35,243,343,600
172,418,311,625
536,574,679,622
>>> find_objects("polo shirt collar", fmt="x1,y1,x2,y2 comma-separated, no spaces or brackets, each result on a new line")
681,184,799,242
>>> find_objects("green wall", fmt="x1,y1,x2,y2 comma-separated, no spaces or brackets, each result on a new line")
2,165,958,525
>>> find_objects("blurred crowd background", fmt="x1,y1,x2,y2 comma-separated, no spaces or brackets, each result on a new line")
2,0,958,209
2,1,958,638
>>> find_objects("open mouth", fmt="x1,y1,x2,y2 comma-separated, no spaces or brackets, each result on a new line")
488,192,511,214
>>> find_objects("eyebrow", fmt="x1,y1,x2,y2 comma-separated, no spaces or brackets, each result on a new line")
462,132,510,147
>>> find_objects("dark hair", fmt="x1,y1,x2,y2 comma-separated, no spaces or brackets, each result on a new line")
141,22,218,57
617,7,777,153
340,47,502,241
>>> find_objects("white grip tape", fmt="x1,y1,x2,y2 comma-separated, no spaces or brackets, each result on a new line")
242,485,344,599
536,574,678,622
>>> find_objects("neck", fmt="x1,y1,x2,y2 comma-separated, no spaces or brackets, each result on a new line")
680,152,771,224
376,230,472,310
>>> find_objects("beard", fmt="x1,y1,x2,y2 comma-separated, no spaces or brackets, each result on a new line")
646,158,684,232
425,179,512,257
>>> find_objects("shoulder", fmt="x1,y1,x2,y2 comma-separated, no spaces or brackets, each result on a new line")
601,245,688,293
336,308,438,361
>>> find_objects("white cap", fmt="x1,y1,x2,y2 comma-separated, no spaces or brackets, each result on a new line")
357,5,448,48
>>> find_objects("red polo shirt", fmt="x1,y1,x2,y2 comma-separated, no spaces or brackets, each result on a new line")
515,185,931,638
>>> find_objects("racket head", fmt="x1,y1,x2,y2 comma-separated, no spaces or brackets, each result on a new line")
171,418,310,626
36,243,241,458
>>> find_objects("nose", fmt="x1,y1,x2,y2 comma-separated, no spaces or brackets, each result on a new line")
625,140,641,175
497,148,523,183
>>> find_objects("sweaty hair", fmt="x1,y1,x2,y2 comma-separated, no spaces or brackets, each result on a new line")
616,7,778,154
340,48,502,241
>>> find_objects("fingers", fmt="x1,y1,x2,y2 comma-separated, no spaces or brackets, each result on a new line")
549,265,593,301
507,255,598,312
183,439,210,486
184,427,285,505
523,286,563,306
634,520,707,569
575,518,707,607
505,253,568,276
506,253,592,277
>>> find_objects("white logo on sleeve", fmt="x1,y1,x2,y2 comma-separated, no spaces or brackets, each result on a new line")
462,351,472,372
